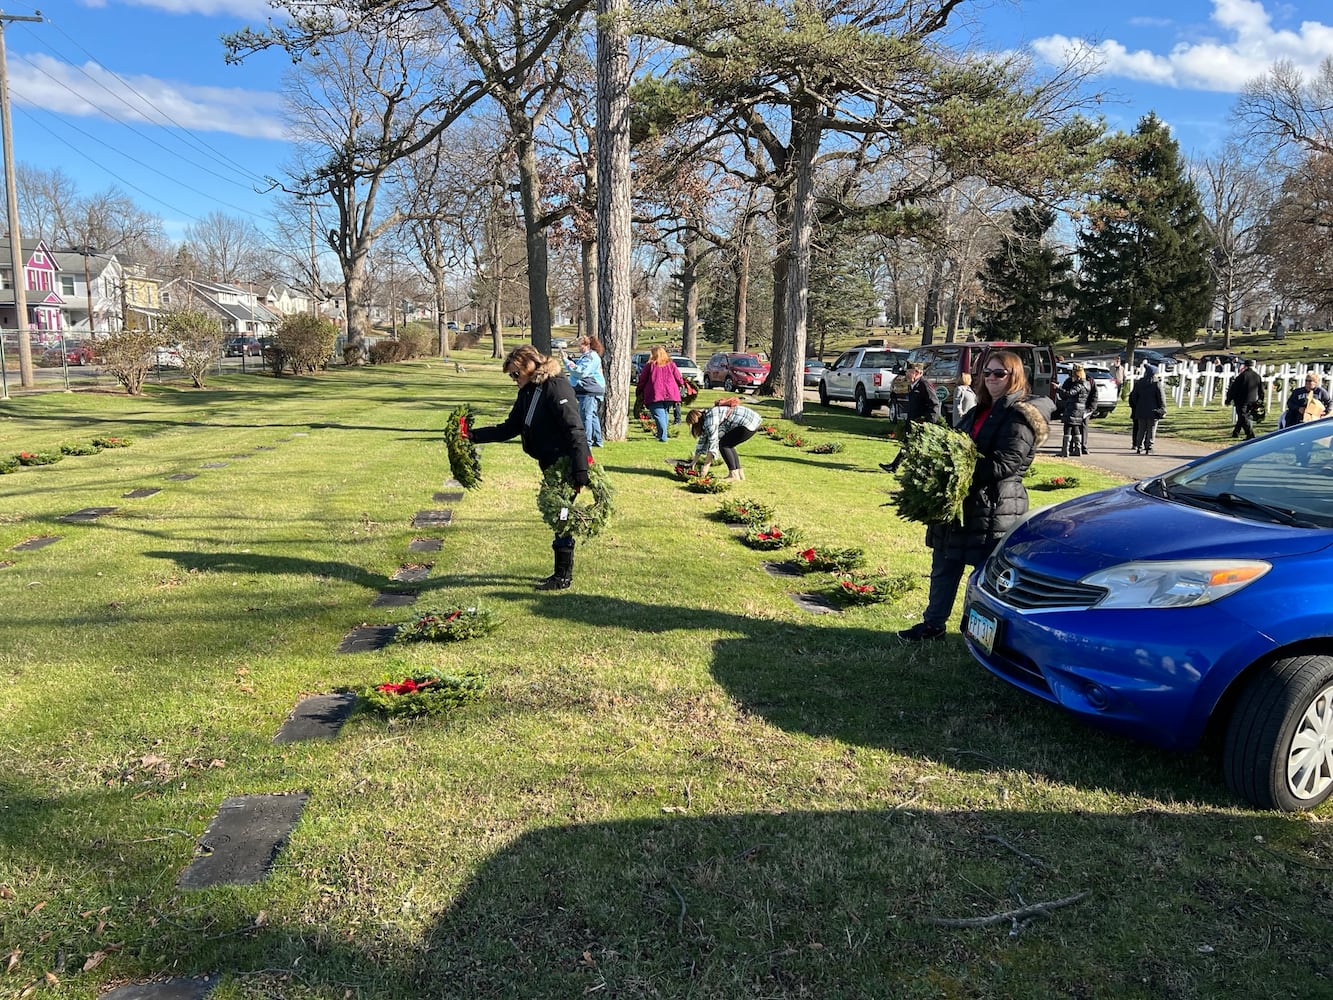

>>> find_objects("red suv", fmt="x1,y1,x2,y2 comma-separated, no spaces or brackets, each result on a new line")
703,352,769,393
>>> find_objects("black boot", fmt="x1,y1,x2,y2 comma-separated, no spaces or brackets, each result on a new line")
537,542,574,590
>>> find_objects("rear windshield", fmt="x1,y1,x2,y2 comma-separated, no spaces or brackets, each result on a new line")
861,351,896,368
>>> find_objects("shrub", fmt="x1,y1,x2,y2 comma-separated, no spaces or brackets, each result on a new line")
397,322,432,358
368,340,407,364
98,329,167,395
275,313,338,374
161,308,225,388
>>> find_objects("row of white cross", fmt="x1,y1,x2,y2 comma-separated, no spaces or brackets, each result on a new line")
1124,361,1329,411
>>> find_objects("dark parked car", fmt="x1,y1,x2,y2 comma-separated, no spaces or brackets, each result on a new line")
1118,347,1180,367
963,420,1333,811
225,337,263,357
703,352,769,392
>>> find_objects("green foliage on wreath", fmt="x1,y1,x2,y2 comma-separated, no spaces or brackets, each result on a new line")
794,545,866,573
672,462,701,482
742,523,803,550
354,670,487,720
91,435,132,448
781,431,807,448
807,441,844,454
686,475,731,493
0,455,18,475
537,457,614,538
60,441,102,456
17,451,62,466
830,570,918,605
394,606,500,644
443,404,482,488
1036,475,1081,490
718,497,776,525
891,421,977,525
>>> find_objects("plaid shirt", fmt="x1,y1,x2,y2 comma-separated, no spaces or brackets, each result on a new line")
694,404,762,458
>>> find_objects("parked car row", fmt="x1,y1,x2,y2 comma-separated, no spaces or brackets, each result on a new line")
1055,361,1118,417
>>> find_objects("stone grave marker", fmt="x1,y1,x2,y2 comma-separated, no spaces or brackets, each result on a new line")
371,591,417,608
408,538,442,553
59,507,117,523
165,473,198,481
790,592,841,615
123,487,162,499
200,462,228,469
391,564,431,584
433,491,465,503
273,692,356,743
337,625,398,653
11,535,61,551
441,478,463,489
99,977,218,1000
177,793,310,888
762,560,802,578
412,509,452,528
228,453,252,459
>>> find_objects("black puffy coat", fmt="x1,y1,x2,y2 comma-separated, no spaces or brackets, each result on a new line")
926,394,1048,563
1058,376,1095,424
470,357,592,485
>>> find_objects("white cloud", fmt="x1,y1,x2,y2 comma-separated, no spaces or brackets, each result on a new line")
1031,0,1333,92
85,0,278,16
11,52,287,140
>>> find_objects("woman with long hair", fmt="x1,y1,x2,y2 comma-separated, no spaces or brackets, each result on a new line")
565,335,606,447
685,400,763,480
899,351,1048,641
636,345,685,442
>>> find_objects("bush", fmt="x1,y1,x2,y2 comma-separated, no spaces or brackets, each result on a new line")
275,314,338,374
368,340,407,364
161,308,225,388
98,329,166,395
397,322,432,358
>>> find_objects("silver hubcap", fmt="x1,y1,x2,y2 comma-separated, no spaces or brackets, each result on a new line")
1286,683,1333,801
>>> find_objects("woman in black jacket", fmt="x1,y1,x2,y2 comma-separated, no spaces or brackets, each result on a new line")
468,346,592,590
898,351,1048,641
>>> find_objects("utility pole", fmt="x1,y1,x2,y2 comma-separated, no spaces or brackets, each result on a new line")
307,199,318,316
0,10,41,387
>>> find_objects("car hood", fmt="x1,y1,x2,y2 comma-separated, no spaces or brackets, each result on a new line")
1005,485,1333,574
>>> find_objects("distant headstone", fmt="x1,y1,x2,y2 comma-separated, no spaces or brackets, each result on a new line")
408,538,442,553
790,592,841,615
762,560,802,578
166,473,198,481
122,488,162,499
392,564,431,584
59,507,117,523
274,692,356,743
337,625,398,653
99,977,218,1000
441,478,463,489
371,591,417,608
177,793,310,888
412,510,453,528
433,491,465,503
200,462,228,469
11,535,61,551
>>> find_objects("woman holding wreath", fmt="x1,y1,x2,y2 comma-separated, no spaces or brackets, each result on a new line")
467,345,593,590
897,351,1048,642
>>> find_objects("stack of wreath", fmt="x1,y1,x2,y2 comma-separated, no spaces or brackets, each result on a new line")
890,421,978,525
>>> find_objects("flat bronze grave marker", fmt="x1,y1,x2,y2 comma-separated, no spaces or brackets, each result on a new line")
59,507,117,523
274,693,356,743
408,538,442,553
200,462,228,469
11,535,61,551
99,977,218,1000
762,560,802,578
177,793,309,888
411,509,453,528
122,487,162,499
371,591,417,608
790,592,841,615
433,491,465,502
228,453,252,459
392,564,432,584
336,625,398,653
166,473,197,481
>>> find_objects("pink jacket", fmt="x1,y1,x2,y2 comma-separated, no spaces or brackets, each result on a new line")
638,361,684,405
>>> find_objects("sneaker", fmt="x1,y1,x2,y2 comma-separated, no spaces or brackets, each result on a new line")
897,622,946,641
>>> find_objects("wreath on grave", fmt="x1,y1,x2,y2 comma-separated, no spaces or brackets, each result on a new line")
91,435,132,449
686,475,731,494
17,451,62,466
443,405,482,489
742,524,803,550
60,441,101,456
890,421,977,525
537,457,614,538
0,456,17,475
717,496,776,526
356,669,487,719
807,441,844,454
794,545,866,574
830,570,918,606
394,606,499,644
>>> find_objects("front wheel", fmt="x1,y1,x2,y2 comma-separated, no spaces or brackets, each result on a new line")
818,381,830,407
1224,654,1333,811
723,376,735,392
854,386,873,417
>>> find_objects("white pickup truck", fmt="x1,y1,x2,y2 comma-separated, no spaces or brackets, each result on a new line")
816,345,910,417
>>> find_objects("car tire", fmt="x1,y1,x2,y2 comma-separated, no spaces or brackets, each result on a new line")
818,381,830,407
723,376,734,391
1223,654,1333,811
854,386,872,417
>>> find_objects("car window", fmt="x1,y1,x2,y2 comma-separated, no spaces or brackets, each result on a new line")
923,348,959,380
831,352,855,370
736,357,764,369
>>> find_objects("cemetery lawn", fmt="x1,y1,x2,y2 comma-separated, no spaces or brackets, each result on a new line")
1,358,1329,1000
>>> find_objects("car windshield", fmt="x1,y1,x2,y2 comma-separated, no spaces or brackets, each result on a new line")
1146,423,1333,528
735,358,764,369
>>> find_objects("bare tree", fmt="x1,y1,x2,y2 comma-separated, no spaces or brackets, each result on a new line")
184,211,266,283
1195,149,1274,348
1236,57,1333,158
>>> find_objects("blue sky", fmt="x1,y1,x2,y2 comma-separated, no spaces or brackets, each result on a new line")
3,0,1333,243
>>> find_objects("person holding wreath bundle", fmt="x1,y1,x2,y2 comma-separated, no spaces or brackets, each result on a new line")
467,345,593,591
898,351,1048,642
685,399,764,480
882,362,940,474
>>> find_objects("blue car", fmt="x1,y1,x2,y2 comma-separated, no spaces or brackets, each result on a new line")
962,419,1333,811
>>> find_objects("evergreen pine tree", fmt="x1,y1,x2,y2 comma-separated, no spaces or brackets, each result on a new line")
975,204,1074,345
1073,114,1216,354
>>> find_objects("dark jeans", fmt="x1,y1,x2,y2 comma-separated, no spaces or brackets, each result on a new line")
1233,405,1256,439
923,544,993,629
718,426,757,471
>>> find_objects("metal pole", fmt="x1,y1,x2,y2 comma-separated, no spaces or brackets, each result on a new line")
0,11,42,387
0,329,8,399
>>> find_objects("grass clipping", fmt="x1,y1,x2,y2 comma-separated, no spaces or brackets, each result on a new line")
891,421,978,525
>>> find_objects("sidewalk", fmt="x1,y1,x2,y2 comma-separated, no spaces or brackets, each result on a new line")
1039,425,1221,481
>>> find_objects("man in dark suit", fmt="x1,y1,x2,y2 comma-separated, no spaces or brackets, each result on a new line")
882,363,941,473
1225,358,1263,439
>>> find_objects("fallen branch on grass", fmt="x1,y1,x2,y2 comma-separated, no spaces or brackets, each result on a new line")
924,891,1090,928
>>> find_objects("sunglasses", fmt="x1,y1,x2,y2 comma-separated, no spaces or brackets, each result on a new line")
982,369,1010,378
507,371,520,380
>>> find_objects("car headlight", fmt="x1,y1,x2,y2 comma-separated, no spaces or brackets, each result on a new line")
1082,560,1270,609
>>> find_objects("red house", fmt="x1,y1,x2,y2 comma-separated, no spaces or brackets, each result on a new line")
0,238,67,341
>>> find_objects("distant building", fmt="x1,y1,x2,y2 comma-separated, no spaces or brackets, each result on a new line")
0,238,66,338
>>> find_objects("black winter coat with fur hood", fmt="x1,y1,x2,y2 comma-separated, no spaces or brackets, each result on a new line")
925,393,1049,563
470,357,592,486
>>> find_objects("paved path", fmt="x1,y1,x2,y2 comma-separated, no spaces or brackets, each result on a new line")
1039,425,1221,481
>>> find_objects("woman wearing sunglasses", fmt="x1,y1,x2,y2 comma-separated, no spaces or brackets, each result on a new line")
898,350,1048,641
467,345,592,590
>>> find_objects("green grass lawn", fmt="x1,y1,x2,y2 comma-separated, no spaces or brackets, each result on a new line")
1,358,1329,999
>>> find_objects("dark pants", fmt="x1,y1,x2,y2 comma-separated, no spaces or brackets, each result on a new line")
718,426,757,471
923,545,993,629
1233,405,1256,439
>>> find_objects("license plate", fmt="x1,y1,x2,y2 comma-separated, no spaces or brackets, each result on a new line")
965,606,998,655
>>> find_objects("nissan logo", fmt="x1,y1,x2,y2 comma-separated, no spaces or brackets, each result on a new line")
996,568,1019,594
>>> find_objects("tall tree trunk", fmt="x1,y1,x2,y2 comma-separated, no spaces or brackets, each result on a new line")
732,206,754,353
780,106,821,421
596,0,633,441
489,290,504,359
681,225,701,359
764,187,793,393
581,238,598,344
921,253,946,345
513,124,552,352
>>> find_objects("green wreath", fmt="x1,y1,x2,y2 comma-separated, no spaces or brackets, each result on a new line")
890,421,977,525
537,457,614,538
394,606,500,644
443,404,482,489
